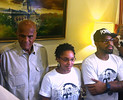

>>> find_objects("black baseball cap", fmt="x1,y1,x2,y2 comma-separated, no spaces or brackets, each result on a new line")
94,28,117,42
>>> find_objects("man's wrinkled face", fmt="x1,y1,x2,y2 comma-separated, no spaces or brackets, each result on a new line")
17,25,37,53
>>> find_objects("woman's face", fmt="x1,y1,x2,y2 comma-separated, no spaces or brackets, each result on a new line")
56,50,75,74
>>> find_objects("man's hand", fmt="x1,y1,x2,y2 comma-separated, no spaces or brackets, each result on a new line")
87,79,106,95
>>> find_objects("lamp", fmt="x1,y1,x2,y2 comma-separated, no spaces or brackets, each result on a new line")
94,22,114,32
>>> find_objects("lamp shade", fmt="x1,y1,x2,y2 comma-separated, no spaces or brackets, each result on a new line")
94,22,114,33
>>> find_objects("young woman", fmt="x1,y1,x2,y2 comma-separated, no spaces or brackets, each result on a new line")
39,43,82,100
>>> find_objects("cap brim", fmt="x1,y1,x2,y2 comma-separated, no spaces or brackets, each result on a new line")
110,33,117,38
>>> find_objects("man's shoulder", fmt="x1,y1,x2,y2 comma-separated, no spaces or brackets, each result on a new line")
33,42,47,53
110,54,123,61
83,54,95,61
111,53,120,57
82,54,96,66
33,42,45,48
0,43,16,54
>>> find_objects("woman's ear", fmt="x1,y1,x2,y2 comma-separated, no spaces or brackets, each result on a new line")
56,58,60,63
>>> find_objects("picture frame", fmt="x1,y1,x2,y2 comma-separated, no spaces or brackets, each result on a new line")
0,0,67,42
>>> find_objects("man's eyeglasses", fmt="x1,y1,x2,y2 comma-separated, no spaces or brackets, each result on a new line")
60,57,76,62
100,38,114,44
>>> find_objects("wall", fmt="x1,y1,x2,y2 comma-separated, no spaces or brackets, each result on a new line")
0,0,119,66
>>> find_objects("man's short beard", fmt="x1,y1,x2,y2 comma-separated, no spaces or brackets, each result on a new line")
105,49,113,54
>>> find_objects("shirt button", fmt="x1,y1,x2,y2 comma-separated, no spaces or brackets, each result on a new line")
36,67,40,71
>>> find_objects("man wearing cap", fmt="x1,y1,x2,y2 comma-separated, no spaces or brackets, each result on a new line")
82,28,123,100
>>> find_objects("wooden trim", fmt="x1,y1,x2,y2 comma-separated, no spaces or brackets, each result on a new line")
119,0,123,24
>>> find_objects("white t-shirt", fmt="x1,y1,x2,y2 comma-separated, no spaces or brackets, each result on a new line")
39,67,81,100
82,54,123,100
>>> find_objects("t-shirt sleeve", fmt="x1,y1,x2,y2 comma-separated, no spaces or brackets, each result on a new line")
82,60,98,85
39,74,51,97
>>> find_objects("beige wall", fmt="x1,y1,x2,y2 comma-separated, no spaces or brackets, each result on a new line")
0,0,119,66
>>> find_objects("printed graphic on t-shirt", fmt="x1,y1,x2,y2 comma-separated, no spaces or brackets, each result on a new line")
52,83,80,100
98,68,117,83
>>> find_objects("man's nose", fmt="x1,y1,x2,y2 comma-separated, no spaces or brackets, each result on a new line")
24,36,29,42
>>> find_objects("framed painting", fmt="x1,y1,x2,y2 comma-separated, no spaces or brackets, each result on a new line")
0,0,67,42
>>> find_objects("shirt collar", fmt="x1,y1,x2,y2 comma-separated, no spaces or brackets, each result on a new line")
15,41,36,56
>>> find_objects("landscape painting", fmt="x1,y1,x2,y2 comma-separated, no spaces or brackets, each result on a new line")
0,0,67,42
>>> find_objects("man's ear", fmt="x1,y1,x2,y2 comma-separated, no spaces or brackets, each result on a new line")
94,42,98,46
